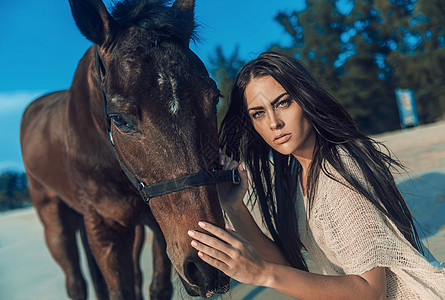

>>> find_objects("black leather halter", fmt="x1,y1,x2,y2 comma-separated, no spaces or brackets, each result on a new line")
94,46,240,204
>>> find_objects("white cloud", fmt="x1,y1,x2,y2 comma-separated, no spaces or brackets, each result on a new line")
0,161,25,173
0,91,45,115
0,91,43,174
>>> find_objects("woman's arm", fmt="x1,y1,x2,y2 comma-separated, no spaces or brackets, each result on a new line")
264,262,386,300
188,222,386,300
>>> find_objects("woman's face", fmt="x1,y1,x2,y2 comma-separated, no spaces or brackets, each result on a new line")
244,75,315,158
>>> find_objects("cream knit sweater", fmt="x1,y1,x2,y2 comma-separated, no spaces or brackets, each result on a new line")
295,148,445,299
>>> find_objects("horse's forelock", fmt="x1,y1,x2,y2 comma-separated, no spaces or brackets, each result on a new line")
111,0,197,43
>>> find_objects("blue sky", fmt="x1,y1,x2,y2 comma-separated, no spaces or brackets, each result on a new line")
0,0,307,172
3,0,444,282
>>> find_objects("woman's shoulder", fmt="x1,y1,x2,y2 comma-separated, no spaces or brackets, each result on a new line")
318,145,366,189
313,146,374,213
312,147,389,239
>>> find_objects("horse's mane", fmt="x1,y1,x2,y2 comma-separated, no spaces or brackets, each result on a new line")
111,0,197,42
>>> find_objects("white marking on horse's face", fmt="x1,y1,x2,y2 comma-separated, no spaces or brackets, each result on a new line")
169,77,180,115
169,98,180,115
158,72,180,115
157,72,166,85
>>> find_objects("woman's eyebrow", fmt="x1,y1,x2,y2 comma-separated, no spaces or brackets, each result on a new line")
247,92,288,112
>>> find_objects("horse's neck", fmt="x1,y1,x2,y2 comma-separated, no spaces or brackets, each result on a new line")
65,46,118,170
68,46,107,134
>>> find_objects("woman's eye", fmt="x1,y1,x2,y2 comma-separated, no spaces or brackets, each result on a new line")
251,111,264,119
276,99,291,109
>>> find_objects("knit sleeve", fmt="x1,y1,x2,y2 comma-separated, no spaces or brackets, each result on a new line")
312,152,422,275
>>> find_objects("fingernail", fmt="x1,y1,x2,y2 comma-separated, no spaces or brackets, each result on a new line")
239,163,244,172
198,221,206,227
220,159,224,166
198,251,204,257
191,240,198,247
188,230,195,236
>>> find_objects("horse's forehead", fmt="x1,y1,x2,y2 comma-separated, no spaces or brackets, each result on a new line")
108,52,207,116
157,71,180,115
113,42,194,78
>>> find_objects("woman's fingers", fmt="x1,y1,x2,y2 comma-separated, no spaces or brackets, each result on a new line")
188,222,245,258
219,153,246,178
197,222,242,247
225,224,244,241
195,250,230,274
190,239,231,263
188,222,269,286
218,153,239,171
188,226,234,255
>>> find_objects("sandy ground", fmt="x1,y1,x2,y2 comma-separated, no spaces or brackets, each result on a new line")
1,121,444,300
373,121,445,263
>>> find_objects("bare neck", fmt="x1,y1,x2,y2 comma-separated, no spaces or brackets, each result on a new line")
292,132,316,197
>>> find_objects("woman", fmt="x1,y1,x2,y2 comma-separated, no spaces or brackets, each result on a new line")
187,52,445,299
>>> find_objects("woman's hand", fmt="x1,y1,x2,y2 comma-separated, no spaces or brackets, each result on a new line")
216,152,249,211
188,221,271,287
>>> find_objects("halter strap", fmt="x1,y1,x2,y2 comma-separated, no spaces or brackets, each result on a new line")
139,168,240,203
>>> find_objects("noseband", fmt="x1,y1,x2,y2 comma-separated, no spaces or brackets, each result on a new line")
95,47,240,204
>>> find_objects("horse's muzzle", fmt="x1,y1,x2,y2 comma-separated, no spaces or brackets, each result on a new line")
181,254,230,297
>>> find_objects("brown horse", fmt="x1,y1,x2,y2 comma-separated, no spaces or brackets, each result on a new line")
20,0,232,299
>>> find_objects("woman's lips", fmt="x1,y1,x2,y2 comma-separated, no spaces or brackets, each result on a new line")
273,133,291,145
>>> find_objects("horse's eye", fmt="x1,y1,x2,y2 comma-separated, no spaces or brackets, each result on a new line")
111,115,132,132
213,95,222,114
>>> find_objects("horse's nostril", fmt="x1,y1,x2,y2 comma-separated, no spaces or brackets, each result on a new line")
184,258,202,286
183,254,230,297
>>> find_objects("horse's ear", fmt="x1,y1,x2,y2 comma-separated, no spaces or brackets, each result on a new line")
172,0,195,11
172,0,195,42
68,0,118,46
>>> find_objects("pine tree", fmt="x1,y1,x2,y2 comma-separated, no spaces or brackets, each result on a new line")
208,0,445,133
0,172,31,211
387,0,445,123
337,0,412,132
274,0,343,95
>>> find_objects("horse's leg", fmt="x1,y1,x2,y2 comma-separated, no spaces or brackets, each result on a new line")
149,225,173,300
79,220,109,300
133,224,145,300
28,176,87,300
83,206,137,300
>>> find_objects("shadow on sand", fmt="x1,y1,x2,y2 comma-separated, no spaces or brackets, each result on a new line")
398,172,445,239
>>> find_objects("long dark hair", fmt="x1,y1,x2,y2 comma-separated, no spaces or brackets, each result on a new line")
219,51,423,270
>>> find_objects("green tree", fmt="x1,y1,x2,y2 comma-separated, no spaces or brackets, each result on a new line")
336,0,414,132
273,0,401,133
274,0,343,95
0,171,31,211
387,0,445,123
273,0,443,132
210,0,445,133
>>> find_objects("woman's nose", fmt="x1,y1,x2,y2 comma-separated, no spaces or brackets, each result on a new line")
269,113,284,130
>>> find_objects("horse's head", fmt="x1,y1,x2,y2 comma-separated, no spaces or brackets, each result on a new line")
69,0,229,297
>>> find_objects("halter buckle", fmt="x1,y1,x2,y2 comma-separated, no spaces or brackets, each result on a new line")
138,182,150,204
231,168,241,184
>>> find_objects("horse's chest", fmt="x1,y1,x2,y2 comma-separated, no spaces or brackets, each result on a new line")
79,178,146,227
